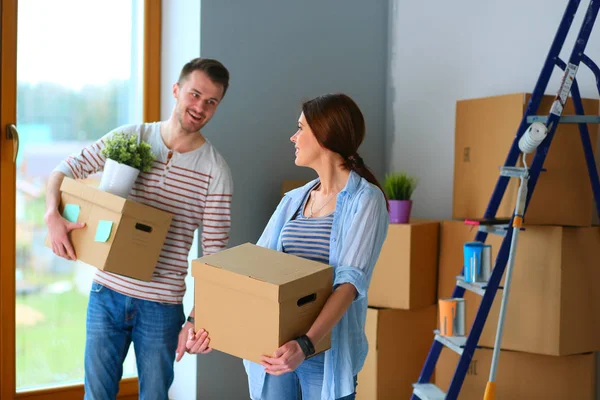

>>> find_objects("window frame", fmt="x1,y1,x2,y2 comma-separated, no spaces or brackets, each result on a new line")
0,0,162,398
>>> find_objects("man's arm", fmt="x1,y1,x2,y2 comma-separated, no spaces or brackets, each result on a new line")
179,162,234,359
44,130,117,259
44,171,85,260
45,171,65,217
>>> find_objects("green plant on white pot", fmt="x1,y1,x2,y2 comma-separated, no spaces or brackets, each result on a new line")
99,132,155,198
384,171,418,223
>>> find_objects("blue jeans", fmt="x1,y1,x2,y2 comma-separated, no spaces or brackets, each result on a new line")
261,352,358,400
84,282,184,400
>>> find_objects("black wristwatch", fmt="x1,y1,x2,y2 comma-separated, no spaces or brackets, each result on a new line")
186,315,195,324
294,335,315,358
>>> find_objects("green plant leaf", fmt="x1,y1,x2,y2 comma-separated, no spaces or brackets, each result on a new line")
383,171,419,200
100,131,156,172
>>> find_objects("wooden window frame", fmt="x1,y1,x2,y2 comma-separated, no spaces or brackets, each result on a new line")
0,0,161,398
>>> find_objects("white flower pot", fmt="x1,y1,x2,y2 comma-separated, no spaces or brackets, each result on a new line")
98,158,140,198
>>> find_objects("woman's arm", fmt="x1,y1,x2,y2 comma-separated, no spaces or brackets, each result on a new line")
306,283,356,346
260,283,357,375
261,187,389,375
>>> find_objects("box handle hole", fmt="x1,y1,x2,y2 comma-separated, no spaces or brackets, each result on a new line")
297,293,316,307
135,223,153,233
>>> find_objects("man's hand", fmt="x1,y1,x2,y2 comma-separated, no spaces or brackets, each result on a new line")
260,340,305,376
45,210,85,260
176,321,195,362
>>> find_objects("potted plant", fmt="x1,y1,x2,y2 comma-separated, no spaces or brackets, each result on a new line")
99,132,155,198
384,171,418,223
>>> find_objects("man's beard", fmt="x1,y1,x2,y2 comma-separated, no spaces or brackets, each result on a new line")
178,107,207,133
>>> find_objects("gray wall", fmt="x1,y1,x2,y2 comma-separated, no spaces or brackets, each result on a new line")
201,0,388,247
195,0,388,398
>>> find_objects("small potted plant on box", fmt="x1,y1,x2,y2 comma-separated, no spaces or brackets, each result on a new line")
384,171,418,223
99,132,155,198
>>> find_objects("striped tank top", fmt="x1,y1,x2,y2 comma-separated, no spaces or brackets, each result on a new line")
281,188,334,263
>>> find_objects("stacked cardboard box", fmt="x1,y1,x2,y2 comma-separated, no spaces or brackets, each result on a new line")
356,221,440,399
453,93,599,226
281,180,310,197
435,93,600,398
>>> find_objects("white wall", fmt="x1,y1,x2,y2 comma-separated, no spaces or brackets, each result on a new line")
387,0,600,220
161,1,201,399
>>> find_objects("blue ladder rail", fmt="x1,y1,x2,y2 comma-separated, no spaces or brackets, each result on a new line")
411,1,600,399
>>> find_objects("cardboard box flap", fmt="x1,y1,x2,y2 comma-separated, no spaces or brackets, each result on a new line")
194,260,281,301
61,177,127,214
193,243,333,303
61,178,171,226
278,268,333,303
193,243,331,284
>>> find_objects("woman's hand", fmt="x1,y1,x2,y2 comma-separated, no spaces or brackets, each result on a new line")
185,327,213,355
260,340,305,375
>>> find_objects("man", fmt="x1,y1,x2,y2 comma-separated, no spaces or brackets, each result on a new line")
44,58,233,399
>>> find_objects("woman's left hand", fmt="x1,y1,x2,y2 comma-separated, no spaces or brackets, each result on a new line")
260,340,306,375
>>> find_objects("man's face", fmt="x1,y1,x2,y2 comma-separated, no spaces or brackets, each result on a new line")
173,70,224,133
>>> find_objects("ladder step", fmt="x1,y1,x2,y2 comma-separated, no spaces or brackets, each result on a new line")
500,166,528,178
457,275,504,295
456,275,488,295
434,330,466,355
465,217,511,226
527,115,600,124
478,224,508,236
412,383,446,400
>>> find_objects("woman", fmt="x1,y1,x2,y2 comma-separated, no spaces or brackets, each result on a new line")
187,93,389,400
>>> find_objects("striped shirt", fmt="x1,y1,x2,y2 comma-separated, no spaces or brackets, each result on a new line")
281,192,333,264
54,122,233,304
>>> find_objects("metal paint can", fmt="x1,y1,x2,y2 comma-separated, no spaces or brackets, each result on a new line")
463,242,492,283
439,297,466,337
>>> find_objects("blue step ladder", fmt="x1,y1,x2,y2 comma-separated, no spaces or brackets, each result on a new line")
411,1,600,399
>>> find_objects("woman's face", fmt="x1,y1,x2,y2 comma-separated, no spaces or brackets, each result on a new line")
290,113,323,167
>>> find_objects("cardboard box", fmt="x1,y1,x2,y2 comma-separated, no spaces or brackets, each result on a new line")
438,220,600,356
435,347,595,400
356,306,437,400
191,243,333,364
453,92,599,226
281,180,310,197
368,221,440,309
45,178,172,281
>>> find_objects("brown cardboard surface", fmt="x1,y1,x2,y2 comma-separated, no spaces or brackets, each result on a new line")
44,178,172,281
453,92,599,226
438,220,600,356
281,180,310,197
436,347,595,400
192,243,333,364
368,221,440,310
356,306,437,400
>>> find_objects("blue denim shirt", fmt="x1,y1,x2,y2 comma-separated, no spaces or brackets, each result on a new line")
243,171,390,400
